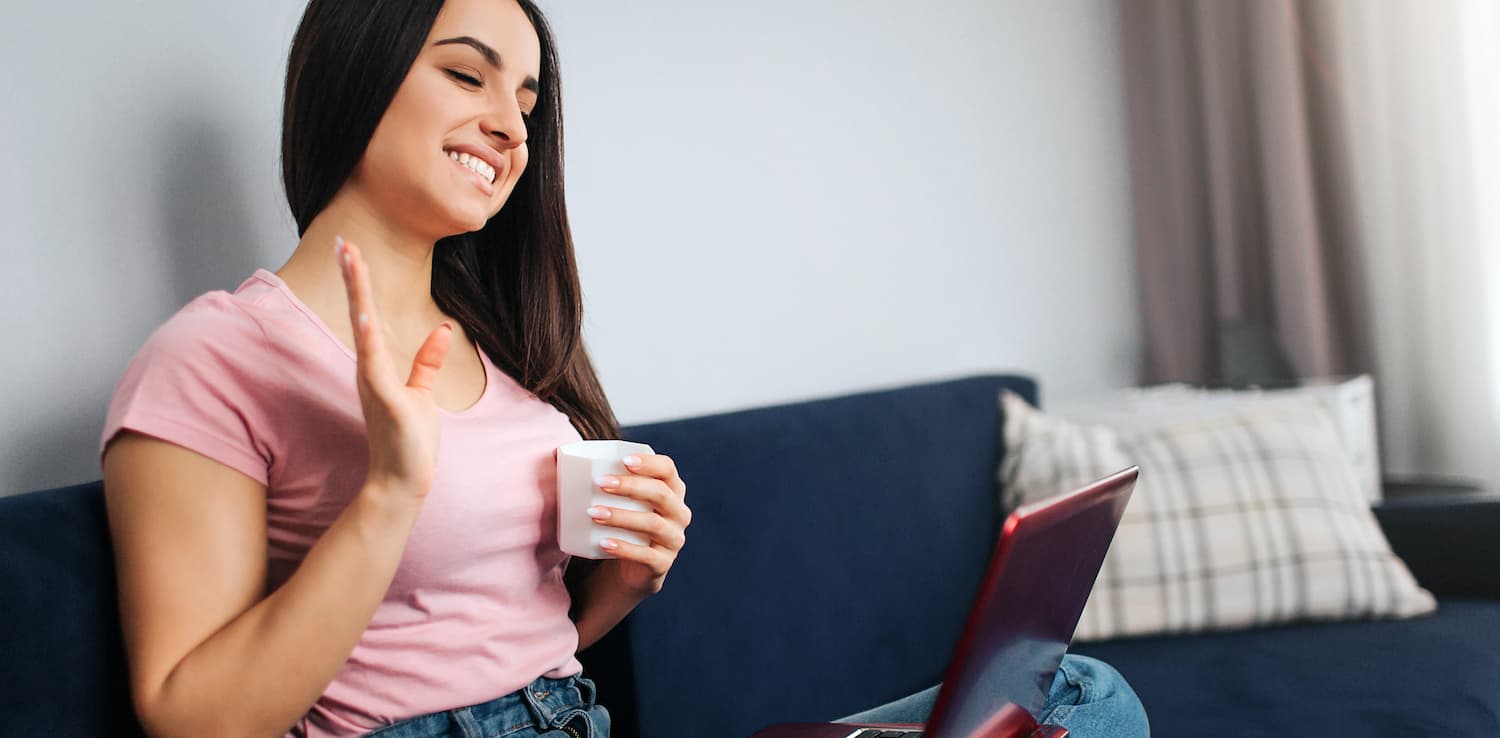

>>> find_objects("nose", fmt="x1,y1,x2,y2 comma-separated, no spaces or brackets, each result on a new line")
484,99,528,150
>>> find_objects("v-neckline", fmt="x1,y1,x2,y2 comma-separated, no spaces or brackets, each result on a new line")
251,268,494,417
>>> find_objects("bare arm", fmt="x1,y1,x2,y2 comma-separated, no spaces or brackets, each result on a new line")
105,432,424,738
568,559,650,652
566,452,691,652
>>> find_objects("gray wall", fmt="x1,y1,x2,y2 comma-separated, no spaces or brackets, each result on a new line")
0,0,1141,496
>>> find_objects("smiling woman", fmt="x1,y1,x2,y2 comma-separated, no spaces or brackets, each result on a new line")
101,0,662,736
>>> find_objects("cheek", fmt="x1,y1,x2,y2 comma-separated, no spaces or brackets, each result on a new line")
371,80,449,170
486,147,530,218
359,112,425,184
511,146,530,183
496,147,529,199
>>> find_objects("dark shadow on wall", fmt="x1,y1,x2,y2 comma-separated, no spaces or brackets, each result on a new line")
2,391,113,496
4,108,270,498
157,109,264,306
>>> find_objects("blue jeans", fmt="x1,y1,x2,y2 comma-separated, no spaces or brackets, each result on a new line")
361,655,1145,738
835,654,1150,737
362,674,608,738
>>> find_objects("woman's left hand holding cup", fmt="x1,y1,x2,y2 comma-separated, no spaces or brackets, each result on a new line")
589,453,690,596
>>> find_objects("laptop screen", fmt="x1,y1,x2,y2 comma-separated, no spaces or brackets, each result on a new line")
928,469,1135,738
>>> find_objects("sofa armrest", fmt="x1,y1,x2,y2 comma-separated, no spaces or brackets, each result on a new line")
1373,496,1500,600
1382,475,1488,502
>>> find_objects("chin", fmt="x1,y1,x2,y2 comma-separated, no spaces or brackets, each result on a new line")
435,199,494,235
428,188,511,237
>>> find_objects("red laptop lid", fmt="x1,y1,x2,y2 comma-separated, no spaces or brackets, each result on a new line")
924,467,1138,738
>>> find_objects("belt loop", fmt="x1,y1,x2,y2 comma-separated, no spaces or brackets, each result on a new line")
448,708,486,738
575,674,597,706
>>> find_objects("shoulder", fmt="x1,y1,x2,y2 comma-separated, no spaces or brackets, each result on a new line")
151,291,268,348
121,283,285,393
101,281,288,480
140,270,300,360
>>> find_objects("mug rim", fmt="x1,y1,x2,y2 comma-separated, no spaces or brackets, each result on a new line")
558,439,653,460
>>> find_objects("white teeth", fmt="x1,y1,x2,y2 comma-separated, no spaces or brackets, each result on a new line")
444,149,495,185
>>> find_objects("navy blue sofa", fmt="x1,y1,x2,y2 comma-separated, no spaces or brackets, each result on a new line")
3,374,1498,736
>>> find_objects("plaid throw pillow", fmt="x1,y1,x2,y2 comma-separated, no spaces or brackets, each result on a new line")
999,390,1435,641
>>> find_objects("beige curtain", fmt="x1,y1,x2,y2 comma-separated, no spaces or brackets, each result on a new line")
1120,0,1500,490
1119,0,1371,386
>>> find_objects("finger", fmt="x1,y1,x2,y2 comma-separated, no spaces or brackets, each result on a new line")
599,474,673,511
588,506,685,551
599,536,673,574
600,475,691,528
406,322,455,391
622,453,686,497
337,238,396,390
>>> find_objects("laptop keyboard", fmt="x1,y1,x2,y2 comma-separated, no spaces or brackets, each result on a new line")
850,731,924,738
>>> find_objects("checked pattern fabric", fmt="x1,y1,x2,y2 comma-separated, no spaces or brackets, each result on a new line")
998,390,1435,641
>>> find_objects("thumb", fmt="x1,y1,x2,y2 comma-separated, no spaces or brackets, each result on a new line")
406,322,455,391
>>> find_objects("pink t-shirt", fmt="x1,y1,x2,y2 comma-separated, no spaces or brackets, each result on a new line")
99,268,586,737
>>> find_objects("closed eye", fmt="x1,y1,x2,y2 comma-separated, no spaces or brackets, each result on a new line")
446,69,481,86
447,69,534,130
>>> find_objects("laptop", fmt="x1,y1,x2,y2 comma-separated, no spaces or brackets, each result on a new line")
750,466,1139,738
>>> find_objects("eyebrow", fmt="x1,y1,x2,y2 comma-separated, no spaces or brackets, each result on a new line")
432,36,540,93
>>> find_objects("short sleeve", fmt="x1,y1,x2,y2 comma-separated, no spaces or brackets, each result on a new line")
100,293,281,486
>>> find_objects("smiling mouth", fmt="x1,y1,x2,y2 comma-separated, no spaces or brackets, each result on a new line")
444,149,497,185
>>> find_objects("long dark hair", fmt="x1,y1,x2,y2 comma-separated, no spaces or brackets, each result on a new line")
281,0,620,442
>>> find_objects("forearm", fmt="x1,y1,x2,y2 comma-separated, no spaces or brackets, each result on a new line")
570,559,651,652
143,485,423,738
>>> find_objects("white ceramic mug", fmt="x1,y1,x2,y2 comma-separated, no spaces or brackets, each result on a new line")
556,439,656,559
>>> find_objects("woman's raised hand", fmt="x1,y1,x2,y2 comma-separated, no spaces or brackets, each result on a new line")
336,236,454,501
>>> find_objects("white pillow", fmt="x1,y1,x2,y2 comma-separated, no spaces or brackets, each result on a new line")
1049,376,1383,503
1000,390,1434,642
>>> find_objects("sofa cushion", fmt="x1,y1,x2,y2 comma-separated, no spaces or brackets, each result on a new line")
1072,598,1500,736
597,375,1039,738
1000,391,1434,642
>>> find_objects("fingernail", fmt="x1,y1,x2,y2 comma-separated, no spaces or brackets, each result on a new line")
441,321,453,332
358,313,368,333
623,455,642,467
587,506,611,520
596,475,619,489
333,235,344,257
600,539,619,551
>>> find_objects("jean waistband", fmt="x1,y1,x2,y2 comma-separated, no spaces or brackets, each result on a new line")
496,673,596,728
364,672,596,738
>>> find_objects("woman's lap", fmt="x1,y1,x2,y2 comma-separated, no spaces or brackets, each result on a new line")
832,654,1149,737
357,655,1146,737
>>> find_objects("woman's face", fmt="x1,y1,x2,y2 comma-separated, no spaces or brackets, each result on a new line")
352,0,542,238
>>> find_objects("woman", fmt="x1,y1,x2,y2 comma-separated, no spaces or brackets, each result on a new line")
99,0,1147,736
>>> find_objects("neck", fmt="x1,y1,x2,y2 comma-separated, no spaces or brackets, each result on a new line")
277,189,446,333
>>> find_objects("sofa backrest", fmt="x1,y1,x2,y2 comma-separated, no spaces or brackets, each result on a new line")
0,480,145,736
0,372,1034,738
603,374,1037,738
